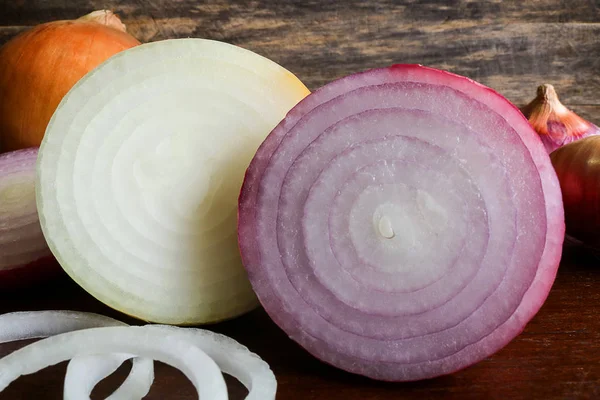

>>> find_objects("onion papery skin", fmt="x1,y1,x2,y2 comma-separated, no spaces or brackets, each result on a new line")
521,84,600,153
238,64,565,381
0,148,58,288
37,39,310,324
551,136,600,247
0,11,140,152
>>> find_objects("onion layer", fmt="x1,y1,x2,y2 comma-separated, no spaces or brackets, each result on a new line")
65,354,154,400
238,65,565,381
0,148,57,288
0,311,153,400
0,311,276,399
147,326,276,400
0,326,227,399
36,39,310,324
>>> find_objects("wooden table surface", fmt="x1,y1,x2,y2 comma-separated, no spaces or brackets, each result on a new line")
1,1,600,399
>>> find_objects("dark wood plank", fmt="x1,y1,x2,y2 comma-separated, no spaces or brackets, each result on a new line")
0,1,599,118
2,0,600,25
1,247,600,399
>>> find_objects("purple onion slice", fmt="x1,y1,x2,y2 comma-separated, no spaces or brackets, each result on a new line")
238,65,565,381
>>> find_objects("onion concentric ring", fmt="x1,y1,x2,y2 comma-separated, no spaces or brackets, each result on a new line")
36,39,309,324
238,65,565,381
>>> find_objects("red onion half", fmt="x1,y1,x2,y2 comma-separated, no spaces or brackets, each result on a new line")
238,65,565,381
0,148,56,287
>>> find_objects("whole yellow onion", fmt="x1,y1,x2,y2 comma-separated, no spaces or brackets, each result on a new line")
0,10,140,152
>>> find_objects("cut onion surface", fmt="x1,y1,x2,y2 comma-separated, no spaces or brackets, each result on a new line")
36,39,310,324
0,311,153,400
238,64,565,381
0,311,276,399
0,148,57,288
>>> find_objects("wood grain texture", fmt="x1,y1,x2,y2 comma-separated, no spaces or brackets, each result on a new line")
1,247,600,399
1,0,599,115
1,1,600,399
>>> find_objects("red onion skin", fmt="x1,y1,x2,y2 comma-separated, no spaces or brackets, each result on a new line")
521,84,600,153
551,136,600,247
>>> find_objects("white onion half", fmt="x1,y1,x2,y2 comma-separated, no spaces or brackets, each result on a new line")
238,65,565,381
36,39,309,324
0,311,277,399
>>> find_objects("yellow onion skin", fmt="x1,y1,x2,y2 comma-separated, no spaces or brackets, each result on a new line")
551,136,600,246
0,11,140,152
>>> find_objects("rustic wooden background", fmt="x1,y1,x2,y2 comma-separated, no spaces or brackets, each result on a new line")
1,0,600,399
2,0,599,118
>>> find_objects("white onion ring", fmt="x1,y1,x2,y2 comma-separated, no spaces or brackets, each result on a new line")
0,311,276,399
0,326,227,399
148,326,276,400
0,311,153,400
65,354,153,400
